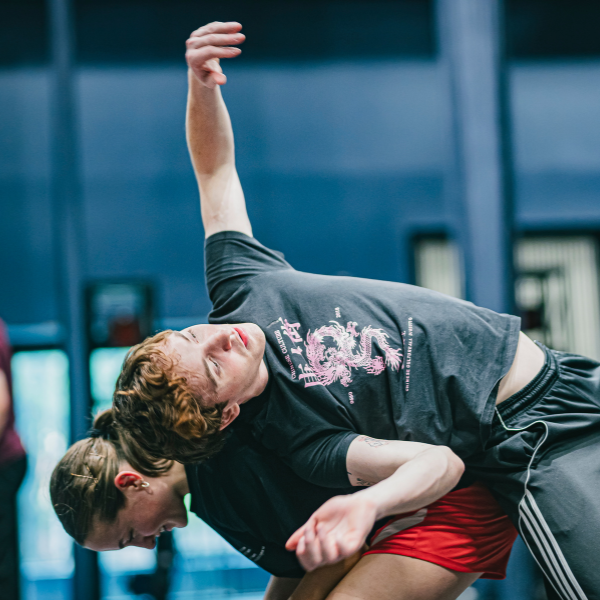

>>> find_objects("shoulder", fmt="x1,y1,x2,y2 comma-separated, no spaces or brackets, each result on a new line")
205,231,289,263
205,231,294,309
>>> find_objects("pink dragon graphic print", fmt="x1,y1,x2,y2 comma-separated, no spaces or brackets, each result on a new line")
277,315,403,388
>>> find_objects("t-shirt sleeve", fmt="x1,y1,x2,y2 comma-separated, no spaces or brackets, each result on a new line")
205,231,293,309
278,429,359,489
251,388,360,488
298,431,359,488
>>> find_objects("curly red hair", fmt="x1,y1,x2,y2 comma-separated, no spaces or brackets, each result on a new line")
112,330,227,465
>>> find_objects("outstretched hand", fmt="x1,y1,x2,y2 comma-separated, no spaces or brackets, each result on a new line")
185,22,245,88
286,495,378,572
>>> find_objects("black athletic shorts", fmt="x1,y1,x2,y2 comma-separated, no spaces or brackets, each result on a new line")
467,345,600,600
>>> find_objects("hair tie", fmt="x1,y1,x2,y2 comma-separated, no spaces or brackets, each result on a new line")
89,427,111,439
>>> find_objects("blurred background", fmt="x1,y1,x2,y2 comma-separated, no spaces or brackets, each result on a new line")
2,0,600,599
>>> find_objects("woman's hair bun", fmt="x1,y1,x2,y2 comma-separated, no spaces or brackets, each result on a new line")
90,408,115,439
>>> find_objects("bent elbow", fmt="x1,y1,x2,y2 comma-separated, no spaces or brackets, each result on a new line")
439,446,465,485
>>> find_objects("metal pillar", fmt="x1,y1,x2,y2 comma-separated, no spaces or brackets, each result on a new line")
47,0,100,598
436,0,515,314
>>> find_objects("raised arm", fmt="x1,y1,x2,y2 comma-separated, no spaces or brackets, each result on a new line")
185,22,252,238
287,437,464,571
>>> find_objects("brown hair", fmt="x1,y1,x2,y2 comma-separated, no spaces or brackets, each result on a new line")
112,330,227,466
50,409,168,546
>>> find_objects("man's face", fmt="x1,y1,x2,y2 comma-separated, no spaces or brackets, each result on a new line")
165,323,268,411
84,471,188,552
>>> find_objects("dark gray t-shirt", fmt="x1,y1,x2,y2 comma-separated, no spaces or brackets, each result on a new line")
206,231,520,488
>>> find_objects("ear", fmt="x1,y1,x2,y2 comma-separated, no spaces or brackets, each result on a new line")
219,403,240,430
114,471,144,492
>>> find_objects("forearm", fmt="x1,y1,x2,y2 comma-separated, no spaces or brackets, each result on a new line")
290,550,362,600
263,576,301,600
186,69,234,177
288,440,464,571
357,446,464,519
186,68,251,237
263,550,362,600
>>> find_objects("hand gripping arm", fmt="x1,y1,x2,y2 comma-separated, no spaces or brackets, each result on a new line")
287,437,464,571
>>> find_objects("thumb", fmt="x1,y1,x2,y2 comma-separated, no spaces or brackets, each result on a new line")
205,58,223,74
286,525,306,551
211,72,227,86
337,530,364,558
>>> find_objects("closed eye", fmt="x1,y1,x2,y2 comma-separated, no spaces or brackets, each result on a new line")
203,358,219,391
175,331,193,343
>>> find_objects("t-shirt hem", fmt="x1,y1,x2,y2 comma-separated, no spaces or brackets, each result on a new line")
264,565,305,578
500,315,522,381
479,315,521,449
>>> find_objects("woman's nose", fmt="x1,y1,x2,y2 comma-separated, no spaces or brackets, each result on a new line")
137,536,157,550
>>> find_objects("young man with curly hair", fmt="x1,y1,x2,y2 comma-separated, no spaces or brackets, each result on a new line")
112,22,600,600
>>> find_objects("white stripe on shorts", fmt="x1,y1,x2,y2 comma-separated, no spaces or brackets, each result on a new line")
519,491,587,600
495,408,588,600
370,508,428,546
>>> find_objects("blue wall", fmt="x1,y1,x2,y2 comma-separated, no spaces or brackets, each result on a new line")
2,60,600,331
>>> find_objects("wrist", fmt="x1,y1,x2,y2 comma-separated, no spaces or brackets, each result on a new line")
354,489,382,521
188,67,202,85
359,481,410,521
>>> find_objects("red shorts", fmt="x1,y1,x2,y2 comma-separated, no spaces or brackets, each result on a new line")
364,482,518,580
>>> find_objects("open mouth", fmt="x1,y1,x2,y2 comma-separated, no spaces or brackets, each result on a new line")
233,327,248,347
156,525,172,537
